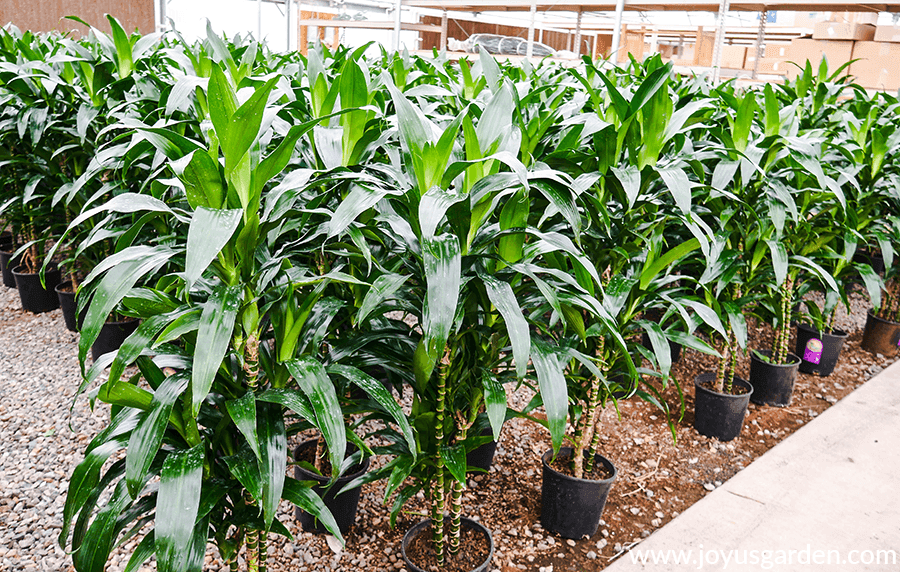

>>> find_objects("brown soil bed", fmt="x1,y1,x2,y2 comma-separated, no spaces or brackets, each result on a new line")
404,522,492,572
548,452,614,480
254,304,897,572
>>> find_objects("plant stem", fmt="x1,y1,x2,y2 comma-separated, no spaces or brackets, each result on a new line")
314,435,326,475
258,530,268,572
448,421,468,556
583,342,607,475
432,348,450,567
723,282,742,394
246,527,259,572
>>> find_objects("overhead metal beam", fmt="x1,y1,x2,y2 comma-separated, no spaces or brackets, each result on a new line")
394,0,404,51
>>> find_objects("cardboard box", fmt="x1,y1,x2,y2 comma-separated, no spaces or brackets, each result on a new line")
765,44,790,59
695,30,716,66
850,41,900,90
822,11,878,26
757,58,789,74
813,21,876,41
720,45,747,69
874,25,900,43
786,39,854,79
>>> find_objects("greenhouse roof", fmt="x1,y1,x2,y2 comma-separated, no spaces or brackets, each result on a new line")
404,0,900,12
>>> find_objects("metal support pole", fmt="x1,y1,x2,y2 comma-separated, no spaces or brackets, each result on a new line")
711,0,730,83
286,0,292,52
393,0,403,52
574,10,583,56
610,0,626,61
526,1,536,58
258,0,263,40
752,9,767,80
440,10,448,51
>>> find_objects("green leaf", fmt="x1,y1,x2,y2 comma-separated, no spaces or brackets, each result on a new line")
639,238,700,290
257,388,316,423
106,15,133,79
171,150,225,210
282,478,344,543
284,357,346,480
191,285,242,416
126,374,190,498
222,448,263,501
226,392,261,461
156,445,204,572
441,444,467,484
73,481,131,572
640,321,672,377
481,372,506,441
481,273,530,379
498,189,530,263
530,339,567,453
766,240,788,287
419,234,462,382
858,263,883,311
257,402,287,529
184,207,242,291
356,273,409,325
327,364,416,457
657,165,693,216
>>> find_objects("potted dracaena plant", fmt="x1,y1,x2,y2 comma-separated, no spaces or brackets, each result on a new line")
53,57,415,572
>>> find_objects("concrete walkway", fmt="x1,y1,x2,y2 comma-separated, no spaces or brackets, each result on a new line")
605,360,900,571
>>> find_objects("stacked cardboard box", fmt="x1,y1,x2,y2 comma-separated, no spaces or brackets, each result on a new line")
851,42,900,90
755,43,791,75
786,39,854,80
874,24,900,43
720,45,747,69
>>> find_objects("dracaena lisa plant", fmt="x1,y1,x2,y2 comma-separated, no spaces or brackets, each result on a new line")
55,59,418,572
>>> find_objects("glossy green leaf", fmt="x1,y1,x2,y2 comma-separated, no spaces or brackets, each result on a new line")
257,402,287,529
481,371,506,441
191,285,242,416
184,207,242,291
73,481,131,572
530,339,567,453
126,374,190,498
327,364,416,457
481,273,530,379
226,392,261,461
356,273,409,325
282,477,344,544
284,357,346,481
419,234,462,382
156,445,204,572
640,320,672,377
257,388,316,424
441,444,467,485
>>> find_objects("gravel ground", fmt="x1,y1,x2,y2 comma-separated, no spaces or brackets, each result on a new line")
0,284,886,572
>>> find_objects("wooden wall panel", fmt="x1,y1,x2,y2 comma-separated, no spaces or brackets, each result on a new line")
0,0,155,36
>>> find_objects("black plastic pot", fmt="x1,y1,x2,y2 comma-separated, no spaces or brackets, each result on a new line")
55,281,83,332
693,372,753,442
401,516,494,572
0,249,19,288
749,349,800,407
293,439,370,536
540,447,616,539
467,427,499,475
861,311,900,356
0,232,11,251
641,331,683,363
12,265,61,314
91,318,140,361
794,323,848,376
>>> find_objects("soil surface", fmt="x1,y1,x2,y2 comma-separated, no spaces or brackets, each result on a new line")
404,522,493,572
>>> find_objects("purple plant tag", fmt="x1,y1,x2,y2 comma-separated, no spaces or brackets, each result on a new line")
803,338,823,364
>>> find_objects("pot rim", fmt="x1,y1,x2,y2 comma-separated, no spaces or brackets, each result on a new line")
750,348,801,368
293,438,370,484
796,322,848,339
866,310,900,326
401,516,494,572
694,371,753,399
541,447,617,485
12,264,59,277
55,279,77,295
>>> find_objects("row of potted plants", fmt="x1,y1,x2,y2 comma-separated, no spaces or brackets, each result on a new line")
1,19,899,572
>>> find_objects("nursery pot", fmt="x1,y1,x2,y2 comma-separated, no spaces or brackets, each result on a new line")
853,249,885,275
0,232,11,252
12,265,61,314
0,249,20,288
794,323,848,376
401,516,494,572
91,318,140,361
466,427,499,475
693,372,753,442
293,439,370,536
540,447,617,539
55,281,83,332
860,312,900,356
749,349,800,407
